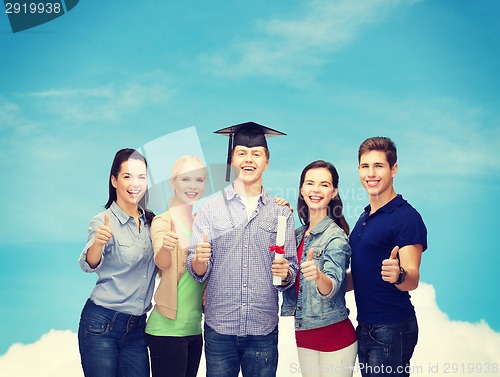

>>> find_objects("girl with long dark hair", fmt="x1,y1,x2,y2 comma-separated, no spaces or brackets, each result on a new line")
78,148,156,377
282,160,357,377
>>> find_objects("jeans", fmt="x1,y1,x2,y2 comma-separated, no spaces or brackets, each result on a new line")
146,333,203,377
356,317,418,377
78,299,150,377
204,323,279,377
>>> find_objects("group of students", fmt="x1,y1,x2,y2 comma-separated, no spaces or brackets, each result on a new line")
77,122,427,377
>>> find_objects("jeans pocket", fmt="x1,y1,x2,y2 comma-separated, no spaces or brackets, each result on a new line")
84,316,110,336
369,324,391,346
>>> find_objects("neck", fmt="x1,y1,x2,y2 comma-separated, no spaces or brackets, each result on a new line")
233,179,262,197
369,189,397,214
169,197,194,220
308,209,327,231
115,198,139,218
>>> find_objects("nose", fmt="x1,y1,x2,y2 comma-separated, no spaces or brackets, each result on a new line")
131,176,140,186
367,166,376,177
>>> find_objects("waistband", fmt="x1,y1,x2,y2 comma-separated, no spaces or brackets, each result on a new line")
82,299,146,322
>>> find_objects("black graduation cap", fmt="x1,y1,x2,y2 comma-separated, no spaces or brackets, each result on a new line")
214,122,286,181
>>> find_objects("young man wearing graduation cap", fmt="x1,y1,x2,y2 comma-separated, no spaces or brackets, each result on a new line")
186,122,298,377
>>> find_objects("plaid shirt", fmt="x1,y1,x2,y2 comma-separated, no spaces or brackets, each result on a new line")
186,185,298,336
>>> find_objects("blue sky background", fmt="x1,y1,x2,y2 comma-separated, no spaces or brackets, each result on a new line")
1,0,499,356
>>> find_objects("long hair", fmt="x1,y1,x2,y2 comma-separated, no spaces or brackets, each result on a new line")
104,148,155,225
297,160,350,236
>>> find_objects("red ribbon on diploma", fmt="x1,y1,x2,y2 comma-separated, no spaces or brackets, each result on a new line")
269,245,285,254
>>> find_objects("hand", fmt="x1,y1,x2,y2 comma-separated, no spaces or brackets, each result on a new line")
274,197,293,211
94,213,112,247
272,256,290,280
195,230,211,264
381,246,400,283
301,248,320,281
162,231,178,252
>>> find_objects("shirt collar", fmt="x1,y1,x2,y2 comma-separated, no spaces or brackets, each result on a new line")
364,194,406,216
110,201,145,225
224,184,271,206
309,216,335,235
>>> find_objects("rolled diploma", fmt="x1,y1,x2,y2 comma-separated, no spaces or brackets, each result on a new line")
273,215,287,285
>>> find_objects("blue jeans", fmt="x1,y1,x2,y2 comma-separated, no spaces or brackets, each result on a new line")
204,323,279,377
146,333,203,377
78,299,150,377
356,317,418,377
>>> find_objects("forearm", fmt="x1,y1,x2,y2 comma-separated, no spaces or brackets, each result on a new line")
395,267,420,291
154,247,172,270
316,271,335,296
345,270,354,292
192,257,208,276
86,242,104,269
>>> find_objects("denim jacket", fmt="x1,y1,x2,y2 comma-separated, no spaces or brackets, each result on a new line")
281,216,351,330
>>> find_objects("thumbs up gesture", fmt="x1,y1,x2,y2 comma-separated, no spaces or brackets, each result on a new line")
195,230,211,264
162,231,179,252
381,246,400,283
301,248,320,281
94,213,113,247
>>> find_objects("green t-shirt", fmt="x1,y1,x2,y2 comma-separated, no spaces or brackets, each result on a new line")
146,269,205,336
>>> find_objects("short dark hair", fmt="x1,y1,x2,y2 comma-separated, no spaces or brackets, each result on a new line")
358,137,397,168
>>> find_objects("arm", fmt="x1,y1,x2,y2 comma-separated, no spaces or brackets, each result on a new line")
192,230,211,276
300,248,334,295
85,213,112,269
186,205,212,282
302,236,350,297
151,214,177,270
382,244,423,291
345,270,354,292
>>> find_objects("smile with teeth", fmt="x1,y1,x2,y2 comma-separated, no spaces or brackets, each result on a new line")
242,166,256,172
185,192,198,198
309,195,324,202
128,189,141,196
366,180,380,187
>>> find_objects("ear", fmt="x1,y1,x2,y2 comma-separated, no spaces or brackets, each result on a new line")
111,176,117,188
332,187,338,199
391,163,398,178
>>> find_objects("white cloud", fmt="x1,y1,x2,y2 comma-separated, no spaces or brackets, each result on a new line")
21,70,175,123
1,283,498,377
203,0,419,83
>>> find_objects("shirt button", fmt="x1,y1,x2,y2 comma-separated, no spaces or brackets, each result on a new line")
362,222,366,226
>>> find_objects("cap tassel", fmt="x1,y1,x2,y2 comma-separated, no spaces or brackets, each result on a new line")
225,130,233,182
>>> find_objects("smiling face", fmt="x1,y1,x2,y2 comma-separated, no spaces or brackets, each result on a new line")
358,150,397,202
300,167,338,215
170,160,206,206
111,158,148,212
231,146,269,188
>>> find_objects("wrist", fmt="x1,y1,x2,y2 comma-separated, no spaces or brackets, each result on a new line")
394,266,406,285
281,269,292,284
